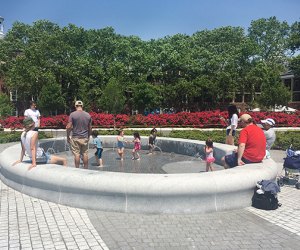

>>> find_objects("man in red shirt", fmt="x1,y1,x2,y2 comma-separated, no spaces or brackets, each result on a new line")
222,114,266,168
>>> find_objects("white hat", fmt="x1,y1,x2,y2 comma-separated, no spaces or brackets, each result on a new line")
75,100,83,107
261,118,275,126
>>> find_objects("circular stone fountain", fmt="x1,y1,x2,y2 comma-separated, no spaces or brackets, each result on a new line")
0,136,278,214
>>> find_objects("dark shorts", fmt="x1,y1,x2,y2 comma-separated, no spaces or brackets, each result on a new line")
95,148,103,159
224,152,259,168
226,129,236,136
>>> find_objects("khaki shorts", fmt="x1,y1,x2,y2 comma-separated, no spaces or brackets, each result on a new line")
70,138,89,156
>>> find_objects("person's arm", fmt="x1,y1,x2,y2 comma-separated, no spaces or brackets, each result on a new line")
28,132,38,170
37,110,41,127
12,142,26,166
88,119,92,141
237,143,246,165
66,122,72,143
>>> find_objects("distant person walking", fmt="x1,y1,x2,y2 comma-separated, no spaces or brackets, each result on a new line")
24,101,41,131
225,104,239,145
66,101,92,169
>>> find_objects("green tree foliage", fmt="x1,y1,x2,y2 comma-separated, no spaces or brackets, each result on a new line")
0,93,13,118
99,77,126,114
131,82,162,112
38,80,65,115
0,17,296,114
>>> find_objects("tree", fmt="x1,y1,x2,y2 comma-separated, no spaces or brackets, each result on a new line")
248,16,290,65
0,93,13,118
258,78,290,109
38,81,65,116
99,78,126,114
131,82,162,113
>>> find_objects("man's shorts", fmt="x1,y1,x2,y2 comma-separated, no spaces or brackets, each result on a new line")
70,138,89,156
224,152,257,168
226,129,236,136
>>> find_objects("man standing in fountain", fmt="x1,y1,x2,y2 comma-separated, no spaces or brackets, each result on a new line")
66,100,92,169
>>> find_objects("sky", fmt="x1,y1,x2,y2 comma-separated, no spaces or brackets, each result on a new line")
1,0,300,40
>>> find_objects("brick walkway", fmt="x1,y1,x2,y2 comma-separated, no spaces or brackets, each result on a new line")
1,143,300,249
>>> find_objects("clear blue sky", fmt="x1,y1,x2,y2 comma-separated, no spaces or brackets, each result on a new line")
1,0,300,40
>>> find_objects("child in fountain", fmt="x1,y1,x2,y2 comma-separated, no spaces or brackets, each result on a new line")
132,132,141,160
204,138,215,172
92,130,103,167
148,128,157,154
117,130,127,161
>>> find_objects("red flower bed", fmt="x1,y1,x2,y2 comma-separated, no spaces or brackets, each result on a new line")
1,111,299,129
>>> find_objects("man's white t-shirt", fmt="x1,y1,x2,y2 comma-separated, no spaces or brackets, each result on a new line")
24,109,41,127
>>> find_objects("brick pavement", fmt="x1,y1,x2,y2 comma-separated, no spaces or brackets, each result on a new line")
1,143,300,249
0,180,108,250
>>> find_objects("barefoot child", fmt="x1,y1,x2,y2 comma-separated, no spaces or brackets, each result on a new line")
132,132,141,160
92,130,103,167
148,128,157,154
117,130,126,160
204,138,215,172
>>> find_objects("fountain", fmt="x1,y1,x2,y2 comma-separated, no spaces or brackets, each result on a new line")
0,136,278,214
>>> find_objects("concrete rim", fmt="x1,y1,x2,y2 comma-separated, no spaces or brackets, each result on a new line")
0,136,278,214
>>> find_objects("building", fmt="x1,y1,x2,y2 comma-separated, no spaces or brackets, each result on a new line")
281,71,300,109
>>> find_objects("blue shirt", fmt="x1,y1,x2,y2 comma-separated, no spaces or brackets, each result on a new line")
93,136,103,149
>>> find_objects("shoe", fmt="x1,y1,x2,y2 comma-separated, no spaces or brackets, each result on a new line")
131,157,135,160
136,158,140,160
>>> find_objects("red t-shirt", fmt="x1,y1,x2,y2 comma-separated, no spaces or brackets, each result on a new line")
238,124,266,162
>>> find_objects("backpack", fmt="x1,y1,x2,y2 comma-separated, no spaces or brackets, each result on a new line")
252,188,280,210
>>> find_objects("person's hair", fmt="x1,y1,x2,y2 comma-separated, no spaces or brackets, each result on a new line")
29,101,36,106
133,132,140,140
227,104,239,119
92,130,98,137
150,128,157,134
118,129,124,135
23,122,35,138
206,138,213,148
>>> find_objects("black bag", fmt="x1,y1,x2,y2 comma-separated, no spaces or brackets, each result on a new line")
252,189,280,210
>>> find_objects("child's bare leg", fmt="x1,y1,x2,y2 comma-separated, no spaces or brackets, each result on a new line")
206,162,210,172
99,158,103,166
136,151,140,160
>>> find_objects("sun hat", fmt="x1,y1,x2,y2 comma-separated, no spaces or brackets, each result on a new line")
75,100,83,107
23,117,34,127
261,118,275,126
238,114,252,123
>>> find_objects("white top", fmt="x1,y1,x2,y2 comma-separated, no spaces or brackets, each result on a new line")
24,109,41,127
264,128,276,151
21,130,44,158
226,113,238,130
